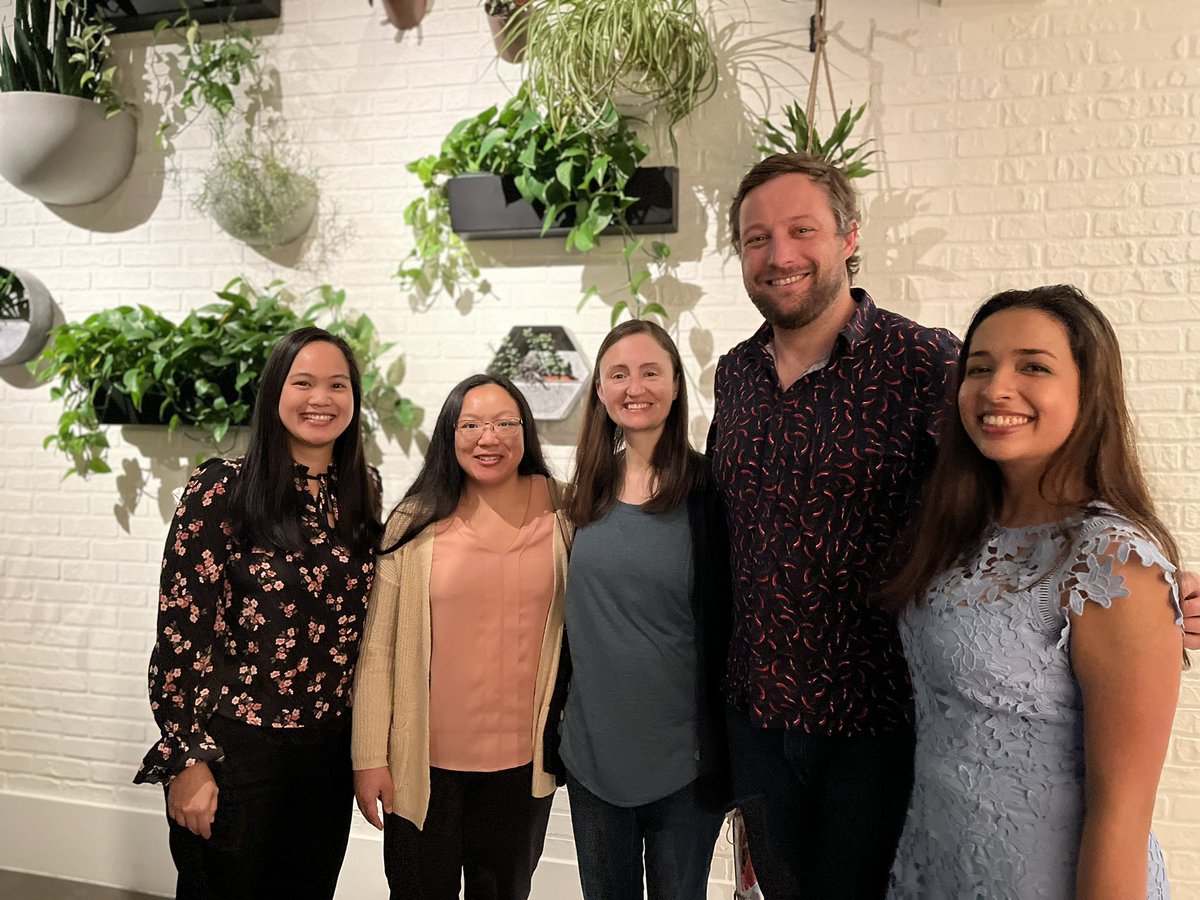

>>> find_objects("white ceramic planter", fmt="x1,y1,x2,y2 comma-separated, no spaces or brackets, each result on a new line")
0,268,54,366
0,92,137,206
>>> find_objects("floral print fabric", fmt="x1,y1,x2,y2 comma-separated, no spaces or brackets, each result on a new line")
889,507,1179,898
134,457,375,784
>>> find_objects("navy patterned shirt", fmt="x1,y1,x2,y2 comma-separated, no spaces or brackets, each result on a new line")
708,290,960,735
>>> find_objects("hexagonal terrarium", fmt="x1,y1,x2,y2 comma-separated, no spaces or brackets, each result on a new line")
487,326,589,422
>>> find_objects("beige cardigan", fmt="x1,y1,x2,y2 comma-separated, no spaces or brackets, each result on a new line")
351,478,571,829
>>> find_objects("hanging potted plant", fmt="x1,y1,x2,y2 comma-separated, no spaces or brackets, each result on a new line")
520,0,717,136
195,124,319,248
368,0,429,31
153,12,319,247
487,326,587,422
0,0,137,205
484,0,530,63
0,267,55,366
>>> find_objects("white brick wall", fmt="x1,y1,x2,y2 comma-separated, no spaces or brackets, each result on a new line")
0,0,1197,895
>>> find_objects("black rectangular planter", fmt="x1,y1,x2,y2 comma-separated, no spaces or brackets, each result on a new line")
447,166,678,241
97,0,282,33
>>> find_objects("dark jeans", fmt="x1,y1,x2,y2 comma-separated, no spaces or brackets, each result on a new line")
725,706,915,900
167,715,353,900
383,762,554,900
566,771,725,900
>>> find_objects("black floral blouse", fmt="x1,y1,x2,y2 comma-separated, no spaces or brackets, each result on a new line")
134,457,376,784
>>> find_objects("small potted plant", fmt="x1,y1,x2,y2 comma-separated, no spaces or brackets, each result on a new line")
484,0,530,63
195,125,320,248
0,267,55,366
368,0,429,30
487,326,587,421
757,101,877,178
0,0,137,205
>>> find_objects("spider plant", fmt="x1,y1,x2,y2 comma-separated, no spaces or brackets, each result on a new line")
520,0,717,138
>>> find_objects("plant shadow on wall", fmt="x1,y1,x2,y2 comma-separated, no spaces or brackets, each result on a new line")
396,0,720,326
28,278,423,530
149,11,339,265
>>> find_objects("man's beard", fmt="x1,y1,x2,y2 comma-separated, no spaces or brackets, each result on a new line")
747,264,847,331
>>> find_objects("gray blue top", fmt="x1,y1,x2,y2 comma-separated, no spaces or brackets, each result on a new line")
560,500,699,806
889,505,1180,899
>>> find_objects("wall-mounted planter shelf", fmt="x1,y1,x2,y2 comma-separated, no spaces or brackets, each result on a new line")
96,0,281,33
448,166,678,240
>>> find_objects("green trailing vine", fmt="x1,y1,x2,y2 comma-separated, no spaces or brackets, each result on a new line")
399,87,670,323
30,278,419,477
152,11,259,149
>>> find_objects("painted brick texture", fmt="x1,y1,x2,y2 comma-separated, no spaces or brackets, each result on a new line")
0,0,1196,894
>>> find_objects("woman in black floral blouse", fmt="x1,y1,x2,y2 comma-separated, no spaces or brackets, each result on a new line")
134,326,383,900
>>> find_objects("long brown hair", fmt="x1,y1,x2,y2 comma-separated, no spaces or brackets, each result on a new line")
568,320,703,526
889,284,1180,606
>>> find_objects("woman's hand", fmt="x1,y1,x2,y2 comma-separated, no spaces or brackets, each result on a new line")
167,762,219,839
1181,570,1200,651
354,766,395,830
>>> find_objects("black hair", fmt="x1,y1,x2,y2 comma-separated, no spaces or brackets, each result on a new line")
230,326,382,554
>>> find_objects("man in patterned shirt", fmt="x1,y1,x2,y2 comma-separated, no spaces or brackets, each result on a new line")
707,153,960,898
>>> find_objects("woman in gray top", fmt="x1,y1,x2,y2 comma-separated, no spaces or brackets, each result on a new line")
887,285,1183,898
552,320,732,900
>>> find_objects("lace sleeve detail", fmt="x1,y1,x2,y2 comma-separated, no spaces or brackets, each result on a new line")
1059,515,1182,626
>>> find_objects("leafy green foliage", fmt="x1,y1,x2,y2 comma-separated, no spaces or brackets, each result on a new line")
29,279,420,477
521,0,717,138
399,86,670,322
757,102,877,179
0,268,29,320
152,12,259,149
0,0,121,114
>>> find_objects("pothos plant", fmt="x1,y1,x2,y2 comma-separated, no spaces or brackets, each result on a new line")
399,86,671,324
30,278,419,477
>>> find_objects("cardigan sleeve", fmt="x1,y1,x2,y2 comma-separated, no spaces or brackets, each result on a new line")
134,459,236,785
351,516,408,771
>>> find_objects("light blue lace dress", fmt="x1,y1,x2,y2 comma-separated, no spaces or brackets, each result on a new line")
889,506,1180,899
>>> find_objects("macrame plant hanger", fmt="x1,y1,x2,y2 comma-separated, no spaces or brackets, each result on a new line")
805,0,840,153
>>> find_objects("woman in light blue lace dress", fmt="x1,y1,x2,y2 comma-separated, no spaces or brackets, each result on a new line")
888,285,1184,899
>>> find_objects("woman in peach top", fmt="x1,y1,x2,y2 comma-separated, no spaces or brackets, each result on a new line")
352,374,570,900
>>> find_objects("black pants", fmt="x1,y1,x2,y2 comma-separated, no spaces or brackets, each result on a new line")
725,706,915,900
167,715,353,900
383,763,554,900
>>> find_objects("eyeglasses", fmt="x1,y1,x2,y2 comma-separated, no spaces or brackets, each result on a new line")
455,418,524,439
